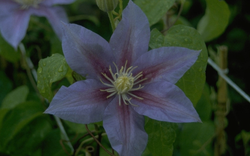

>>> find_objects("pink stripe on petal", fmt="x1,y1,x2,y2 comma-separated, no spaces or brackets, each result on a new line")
61,23,115,80
133,47,200,84
103,96,148,156
45,79,112,124
131,81,201,123
110,1,150,67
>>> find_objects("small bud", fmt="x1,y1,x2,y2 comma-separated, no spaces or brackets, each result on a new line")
96,0,119,12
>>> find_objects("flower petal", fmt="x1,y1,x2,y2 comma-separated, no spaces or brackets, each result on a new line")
30,6,68,40
133,47,200,84
44,79,112,124
109,1,150,67
41,0,76,6
61,22,115,79
0,2,31,49
131,81,201,123
103,96,148,156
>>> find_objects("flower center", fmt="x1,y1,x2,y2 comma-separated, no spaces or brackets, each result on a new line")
100,61,147,106
115,76,134,94
14,0,42,9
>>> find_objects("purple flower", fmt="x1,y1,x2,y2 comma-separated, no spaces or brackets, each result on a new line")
45,1,201,155
0,0,75,49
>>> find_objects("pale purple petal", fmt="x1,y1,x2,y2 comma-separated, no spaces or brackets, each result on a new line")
131,81,201,123
41,0,76,6
61,22,115,79
31,5,68,40
0,0,18,12
44,79,112,124
109,1,150,67
103,96,148,156
0,2,32,49
133,47,200,84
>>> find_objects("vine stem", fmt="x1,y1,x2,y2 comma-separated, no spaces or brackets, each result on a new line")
108,11,116,32
85,124,115,156
19,43,74,154
162,0,186,34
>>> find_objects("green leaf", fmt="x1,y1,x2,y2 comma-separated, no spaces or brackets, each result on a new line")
0,101,44,150
0,33,20,63
134,0,175,26
145,118,177,156
197,0,230,42
37,54,69,101
5,116,51,156
1,85,29,109
42,130,69,156
50,35,63,55
179,122,215,156
0,71,12,104
195,84,212,121
149,25,208,106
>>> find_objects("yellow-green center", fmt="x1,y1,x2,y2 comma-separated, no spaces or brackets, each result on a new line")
114,76,134,94
100,61,147,106
14,0,42,9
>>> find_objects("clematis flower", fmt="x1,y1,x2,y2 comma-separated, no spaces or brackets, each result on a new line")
0,0,75,49
45,1,201,156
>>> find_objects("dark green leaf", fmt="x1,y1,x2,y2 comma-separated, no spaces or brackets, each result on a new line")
0,34,20,62
1,85,29,109
197,0,230,42
134,0,175,26
149,25,208,106
145,118,177,156
0,101,44,150
37,54,69,101
5,116,51,156
42,130,69,156
0,71,12,105
179,122,215,156
195,84,212,121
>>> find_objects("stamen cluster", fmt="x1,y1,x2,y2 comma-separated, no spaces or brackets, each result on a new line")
100,61,147,106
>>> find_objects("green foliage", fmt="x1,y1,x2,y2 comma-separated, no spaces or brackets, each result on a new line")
145,118,177,156
0,34,20,63
41,130,69,156
179,122,215,156
0,71,12,104
6,116,51,156
134,0,175,26
37,54,69,101
149,25,208,106
0,101,44,151
197,0,230,42
1,85,29,109
195,84,212,121
235,130,250,156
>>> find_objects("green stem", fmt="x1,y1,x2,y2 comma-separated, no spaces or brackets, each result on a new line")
107,11,115,32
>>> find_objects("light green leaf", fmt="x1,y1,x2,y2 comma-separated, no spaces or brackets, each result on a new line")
145,118,177,156
197,0,230,42
134,0,175,26
149,25,208,106
0,101,44,150
1,85,29,109
37,54,69,101
0,34,20,63
179,122,215,156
